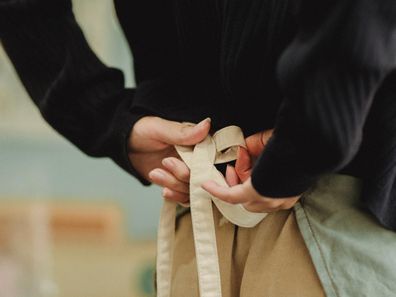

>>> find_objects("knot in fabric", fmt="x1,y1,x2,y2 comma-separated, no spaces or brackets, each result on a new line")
156,125,267,297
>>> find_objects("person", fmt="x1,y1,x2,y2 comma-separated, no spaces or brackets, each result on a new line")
1,0,396,296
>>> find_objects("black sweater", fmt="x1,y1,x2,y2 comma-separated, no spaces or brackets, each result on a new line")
1,0,396,230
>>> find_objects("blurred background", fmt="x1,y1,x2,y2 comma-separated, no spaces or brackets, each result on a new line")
0,1,162,296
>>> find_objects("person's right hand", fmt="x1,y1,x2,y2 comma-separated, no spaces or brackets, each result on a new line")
128,116,211,203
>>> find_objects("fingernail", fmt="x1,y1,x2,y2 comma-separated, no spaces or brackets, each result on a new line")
162,158,174,168
162,188,170,197
226,164,233,177
197,117,211,128
149,170,164,180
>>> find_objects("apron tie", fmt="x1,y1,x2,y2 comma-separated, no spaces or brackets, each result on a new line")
156,125,268,297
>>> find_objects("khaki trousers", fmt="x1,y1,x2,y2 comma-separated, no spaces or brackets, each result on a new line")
170,204,325,297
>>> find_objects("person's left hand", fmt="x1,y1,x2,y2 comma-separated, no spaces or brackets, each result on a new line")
202,176,300,213
201,130,302,213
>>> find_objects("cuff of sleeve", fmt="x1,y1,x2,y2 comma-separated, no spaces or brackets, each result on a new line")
109,90,152,187
132,78,178,115
250,134,319,198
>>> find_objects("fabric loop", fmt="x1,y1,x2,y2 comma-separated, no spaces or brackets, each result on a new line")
156,125,267,297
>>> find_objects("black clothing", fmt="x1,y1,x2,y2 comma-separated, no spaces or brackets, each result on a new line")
1,0,396,229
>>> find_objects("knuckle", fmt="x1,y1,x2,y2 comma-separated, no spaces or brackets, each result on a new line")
178,125,190,140
179,170,190,182
170,179,182,189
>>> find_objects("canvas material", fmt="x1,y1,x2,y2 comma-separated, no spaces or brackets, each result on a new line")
170,204,326,297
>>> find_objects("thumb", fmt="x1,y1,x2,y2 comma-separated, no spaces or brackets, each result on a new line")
153,117,211,145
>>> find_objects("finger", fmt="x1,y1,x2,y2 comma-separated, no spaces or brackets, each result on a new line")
244,196,300,212
235,146,252,182
201,180,248,204
225,165,240,186
245,129,274,157
162,157,190,183
243,201,283,213
262,129,274,143
149,168,189,194
162,188,190,204
245,132,265,157
242,193,299,213
278,197,301,210
152,117,211,146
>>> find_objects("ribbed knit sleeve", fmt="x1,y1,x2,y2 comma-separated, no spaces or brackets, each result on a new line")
0,0,177,186
251,0,396,197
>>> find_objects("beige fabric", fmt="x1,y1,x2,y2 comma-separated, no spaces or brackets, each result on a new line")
156,125,267,297
171,205,326,297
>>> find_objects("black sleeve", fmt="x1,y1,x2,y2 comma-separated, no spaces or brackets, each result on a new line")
0,0,177,186
250,0,396,197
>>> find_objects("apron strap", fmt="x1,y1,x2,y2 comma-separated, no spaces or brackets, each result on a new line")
156,125,268,297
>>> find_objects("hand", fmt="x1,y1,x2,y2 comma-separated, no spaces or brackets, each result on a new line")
202,128,302,213
128,116,211,205
202,177,300,213
147,127,277,206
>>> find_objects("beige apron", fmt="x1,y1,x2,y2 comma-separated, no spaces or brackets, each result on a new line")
169,199,325,297
156,125,267,297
